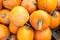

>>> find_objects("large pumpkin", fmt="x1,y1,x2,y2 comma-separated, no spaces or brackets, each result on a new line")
38,0,58,13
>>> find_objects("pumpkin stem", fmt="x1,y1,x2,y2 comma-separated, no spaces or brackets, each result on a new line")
38,20,43,30
34,2,37,6
1,14,6,18
51,11,57,18
25,23,31,29
54,11,57,18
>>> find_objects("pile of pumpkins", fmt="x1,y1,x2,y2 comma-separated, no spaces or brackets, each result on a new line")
0,0,60,40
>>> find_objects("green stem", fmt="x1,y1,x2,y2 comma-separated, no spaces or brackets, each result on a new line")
38,20,43,30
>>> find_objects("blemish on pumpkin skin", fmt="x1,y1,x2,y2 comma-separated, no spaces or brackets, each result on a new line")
1,14,6,18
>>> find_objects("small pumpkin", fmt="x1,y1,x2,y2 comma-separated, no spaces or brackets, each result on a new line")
0,9,10,25
34,28,52,40
17,25,34,40
30,10,51,31
0,24,10,39
21,0,37,14
9,6,29,27
50,11,60,29
3,0,21,10
38,0,58,13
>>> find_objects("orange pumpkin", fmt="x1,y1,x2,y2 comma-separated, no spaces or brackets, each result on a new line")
50,11,60,29
38,0,58,13
30,10,51,31
0,24,10,39
0,9,10,25
34,28,52,40
9,6,29,27
21,0,37,14
9,22,19,34
0,0,2,10
17,25,34,40
3,0,21,10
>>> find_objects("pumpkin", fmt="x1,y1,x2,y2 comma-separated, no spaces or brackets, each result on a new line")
50,11,60,29
30,10,51,31
38,0,58,13
21,0,37,14
3,0,21,10
9,6,29,27
17,25,34,40
0,9,10,25
34,28,52,40
0,24,10,39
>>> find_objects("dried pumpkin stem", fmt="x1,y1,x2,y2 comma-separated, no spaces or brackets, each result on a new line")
51,11,57,18
1,14,6,18
34,2,37,6
25,23,30,29
54,11,57,18
38,20,43,30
